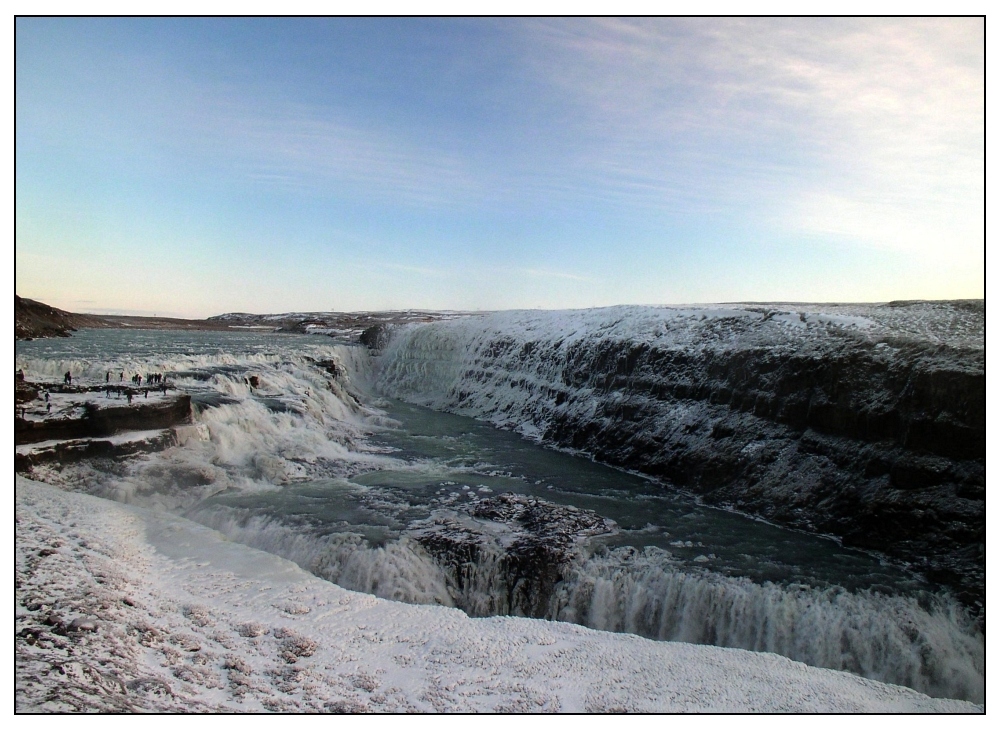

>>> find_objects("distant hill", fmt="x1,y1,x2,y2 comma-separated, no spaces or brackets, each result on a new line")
15,296,107,340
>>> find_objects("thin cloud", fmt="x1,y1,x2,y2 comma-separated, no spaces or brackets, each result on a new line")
522,268,593,282
344,259,449,278
181,95,486,208
510,18,983,256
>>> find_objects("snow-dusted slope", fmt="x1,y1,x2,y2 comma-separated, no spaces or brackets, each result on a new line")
15,477,981,713
374,302,985,608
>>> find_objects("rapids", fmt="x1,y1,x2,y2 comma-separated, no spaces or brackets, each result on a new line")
15,327,985,703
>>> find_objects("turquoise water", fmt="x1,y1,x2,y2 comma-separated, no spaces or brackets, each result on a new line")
16,328,985,702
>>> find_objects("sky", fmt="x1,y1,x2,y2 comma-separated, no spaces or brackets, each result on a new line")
15,17,984,318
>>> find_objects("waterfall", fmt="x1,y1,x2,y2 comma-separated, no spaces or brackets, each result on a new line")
175,502,988,704
17,322,984,703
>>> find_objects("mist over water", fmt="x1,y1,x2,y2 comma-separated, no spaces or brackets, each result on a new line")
16,329,985,703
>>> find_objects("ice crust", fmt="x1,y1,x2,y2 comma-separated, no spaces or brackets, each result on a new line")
15,477,981,713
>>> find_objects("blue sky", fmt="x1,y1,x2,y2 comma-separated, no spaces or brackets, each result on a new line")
16,17,984,317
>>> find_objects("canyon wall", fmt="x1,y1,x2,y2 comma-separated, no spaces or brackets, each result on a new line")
374,302,985,609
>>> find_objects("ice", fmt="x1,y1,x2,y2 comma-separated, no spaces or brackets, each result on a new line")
15,477,981,713
15,312,984,710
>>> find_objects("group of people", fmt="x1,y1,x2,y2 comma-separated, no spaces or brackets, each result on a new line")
104,372,170,403
16,366,174,419
106,371,166,386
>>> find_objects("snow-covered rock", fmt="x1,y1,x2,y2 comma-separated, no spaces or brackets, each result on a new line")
15,477,982,713
374,302,985,611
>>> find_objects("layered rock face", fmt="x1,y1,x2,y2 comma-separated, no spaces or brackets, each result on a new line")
15,392,192,446
375,301,985,610
15,385,193,473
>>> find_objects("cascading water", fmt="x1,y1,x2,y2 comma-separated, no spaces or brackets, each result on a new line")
549,549,983,703
15,324,985,704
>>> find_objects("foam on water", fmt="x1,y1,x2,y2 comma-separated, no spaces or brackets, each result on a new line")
553,548,984,703
180,499,986,703
188,505,455,607
15,328,985,703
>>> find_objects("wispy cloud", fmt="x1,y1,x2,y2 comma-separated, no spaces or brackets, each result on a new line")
15,18,983,312
510,18,983,252
522,268,593,282
352,259,448,278
16,41,485,210
173,93,486,208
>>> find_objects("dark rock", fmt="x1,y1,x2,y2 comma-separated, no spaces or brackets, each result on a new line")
411,494,616,617
315,359,346,378
386,302,985,609
15,377,39,405
15,394,192,446
67,617,100,632
16,430,178,472
359,323,393,350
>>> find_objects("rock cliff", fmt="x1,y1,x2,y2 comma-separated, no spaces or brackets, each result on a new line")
375,301,985,611
15,391,192,447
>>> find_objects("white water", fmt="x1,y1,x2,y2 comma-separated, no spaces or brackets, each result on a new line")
182,498,985,704
17,331,397,507
373,307,795,432
553,549,983,703
186,506,456,607
15,327,985,703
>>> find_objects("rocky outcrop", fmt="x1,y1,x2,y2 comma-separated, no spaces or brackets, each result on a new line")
359,324,394,350
15,376,39,405
15,296,106,340
411,494,616,617
15,392,192,446
541,339,985,607
376,302,986,611
15,431,178,472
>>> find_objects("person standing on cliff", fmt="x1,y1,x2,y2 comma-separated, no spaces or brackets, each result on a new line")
106,371,110,383
127,391,133,405
64,371,71,385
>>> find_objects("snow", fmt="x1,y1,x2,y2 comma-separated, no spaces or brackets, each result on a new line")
16,429,171,456
15,476,982,713
409,302,978,363
376,305,909,432
17,385,177,423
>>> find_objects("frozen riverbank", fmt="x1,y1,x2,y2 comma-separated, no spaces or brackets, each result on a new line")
15,477,982,713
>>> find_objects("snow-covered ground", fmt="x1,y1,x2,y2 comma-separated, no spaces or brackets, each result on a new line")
15,477,982,713
16,429,172,457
